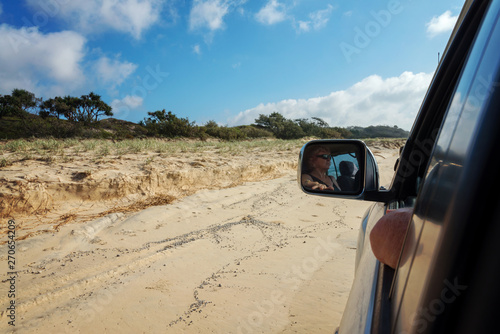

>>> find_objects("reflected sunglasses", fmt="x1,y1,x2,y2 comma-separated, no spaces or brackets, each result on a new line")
316,154,331,160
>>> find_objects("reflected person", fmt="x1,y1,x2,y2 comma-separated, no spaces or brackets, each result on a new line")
337,160,358,192
302,145,341,191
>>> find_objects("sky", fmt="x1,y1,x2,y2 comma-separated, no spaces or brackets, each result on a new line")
0,0,465,130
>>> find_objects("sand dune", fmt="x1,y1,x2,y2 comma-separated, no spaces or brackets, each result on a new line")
1,142,300,241
0,139,401,333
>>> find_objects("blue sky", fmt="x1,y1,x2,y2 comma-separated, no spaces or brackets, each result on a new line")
0,0,464,130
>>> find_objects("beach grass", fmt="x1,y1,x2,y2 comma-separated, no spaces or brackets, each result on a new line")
0,138,306,164
0,137,405,166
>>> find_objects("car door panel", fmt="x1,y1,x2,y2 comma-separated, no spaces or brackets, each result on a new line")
337,202,385,333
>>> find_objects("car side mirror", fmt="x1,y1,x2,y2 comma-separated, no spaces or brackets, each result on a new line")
298,140,391,202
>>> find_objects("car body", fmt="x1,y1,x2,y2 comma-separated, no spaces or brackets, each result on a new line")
298,0,500,332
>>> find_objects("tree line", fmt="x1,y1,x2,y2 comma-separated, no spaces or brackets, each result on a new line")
1,89,113,123
0,88,408,140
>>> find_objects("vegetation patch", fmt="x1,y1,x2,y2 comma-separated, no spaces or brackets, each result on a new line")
1,88,409,141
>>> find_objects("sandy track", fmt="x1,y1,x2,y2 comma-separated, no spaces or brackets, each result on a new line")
0,141,400,333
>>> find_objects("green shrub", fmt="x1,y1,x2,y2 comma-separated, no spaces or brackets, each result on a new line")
237,125,273,138
202,124,247,140
141,110,197,138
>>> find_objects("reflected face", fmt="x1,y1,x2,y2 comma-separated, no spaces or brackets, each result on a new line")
313,150,331,169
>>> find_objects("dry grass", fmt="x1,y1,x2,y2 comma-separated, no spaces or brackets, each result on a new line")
363,137,406,149
0,137,406,168
0,138,306,165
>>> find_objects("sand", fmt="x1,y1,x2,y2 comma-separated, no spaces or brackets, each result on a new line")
0,140,401,333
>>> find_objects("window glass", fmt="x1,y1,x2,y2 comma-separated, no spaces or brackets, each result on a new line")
328,152,359,178
428,5,500,173
448,18,500,161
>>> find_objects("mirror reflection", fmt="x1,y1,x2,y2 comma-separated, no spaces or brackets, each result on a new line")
301,143,362,194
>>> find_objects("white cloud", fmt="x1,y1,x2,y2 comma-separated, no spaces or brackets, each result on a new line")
193,44,202,55
297,20,310,32
189,0,230,31
0,24,137,98
111,95,144,115
95,56,137,86
0,24,86,94
426,10,459,38
296,4,334,32
110,95,144,118
229,71,433,130
258,2,334,33
255,0,287,25
309,4,334,30
188,0,247,37
26,0,164,39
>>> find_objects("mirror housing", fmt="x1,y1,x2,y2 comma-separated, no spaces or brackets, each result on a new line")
298,139,394,202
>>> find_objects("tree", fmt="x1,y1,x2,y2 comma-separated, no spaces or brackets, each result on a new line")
347,125,408,138
254,112,286,132
204,120,219,129
11,89,40,115
39,96,75,119
0,89,41,118
141,110,196,137
0,94,15,118
311,117,329,128
295,118,321,137
72,92,113,123
278,119,305,139
254,112,304,139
